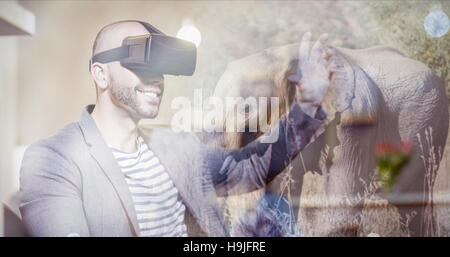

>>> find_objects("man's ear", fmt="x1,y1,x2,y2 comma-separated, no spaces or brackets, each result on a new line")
91,63,109,90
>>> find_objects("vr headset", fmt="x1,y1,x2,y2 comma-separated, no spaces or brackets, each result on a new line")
89,21,197,78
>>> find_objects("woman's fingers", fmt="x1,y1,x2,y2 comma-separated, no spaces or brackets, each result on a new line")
310,33,328,63
315,47,333,76
298,32,312,70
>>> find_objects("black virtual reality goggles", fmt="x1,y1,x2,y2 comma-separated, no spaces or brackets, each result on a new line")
89,21,197,78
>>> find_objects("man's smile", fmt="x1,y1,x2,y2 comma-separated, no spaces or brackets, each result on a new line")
135,85,163,103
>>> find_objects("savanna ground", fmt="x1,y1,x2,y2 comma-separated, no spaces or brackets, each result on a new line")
198,0,450,237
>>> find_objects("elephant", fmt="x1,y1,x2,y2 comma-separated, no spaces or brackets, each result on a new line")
208,43,449,236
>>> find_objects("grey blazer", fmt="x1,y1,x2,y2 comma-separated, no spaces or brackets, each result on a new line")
19,104,326,237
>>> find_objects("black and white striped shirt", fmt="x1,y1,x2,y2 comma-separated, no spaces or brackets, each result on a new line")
110,137,188,237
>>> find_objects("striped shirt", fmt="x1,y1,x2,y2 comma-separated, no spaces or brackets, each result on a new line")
110,137,188,237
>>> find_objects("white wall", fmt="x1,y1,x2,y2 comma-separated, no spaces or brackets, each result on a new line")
0,36,18,237
0,0,34,237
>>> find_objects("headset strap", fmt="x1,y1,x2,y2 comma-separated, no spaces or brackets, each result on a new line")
89,45,129,71
89,21,163,71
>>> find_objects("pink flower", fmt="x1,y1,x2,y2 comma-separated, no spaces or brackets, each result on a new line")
400,140,413,154
375,140,413,156
375,141,397,156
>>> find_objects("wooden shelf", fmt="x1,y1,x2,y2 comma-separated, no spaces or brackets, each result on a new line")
0,1,35,36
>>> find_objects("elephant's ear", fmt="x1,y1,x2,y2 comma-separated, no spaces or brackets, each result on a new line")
330,48,357,113
333,49,380,128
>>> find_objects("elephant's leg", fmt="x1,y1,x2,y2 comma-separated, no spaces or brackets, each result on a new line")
391,72,449,236
392,124,448,236
325,121,379,236
389,151,427,236
281,113,341,236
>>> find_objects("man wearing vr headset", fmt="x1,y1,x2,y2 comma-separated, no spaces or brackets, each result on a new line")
19,20,333,236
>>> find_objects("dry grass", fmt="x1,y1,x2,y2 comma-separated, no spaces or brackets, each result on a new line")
297,147,411,237
225,123,450,237
434,107,450,236
418,127,442,236
210,0,450,237
364,1,450,100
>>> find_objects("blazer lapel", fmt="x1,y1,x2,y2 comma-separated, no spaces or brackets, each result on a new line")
78,105,140,236
140,127,228,236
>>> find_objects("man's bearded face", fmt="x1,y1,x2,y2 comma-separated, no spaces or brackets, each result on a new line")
107,61,164,119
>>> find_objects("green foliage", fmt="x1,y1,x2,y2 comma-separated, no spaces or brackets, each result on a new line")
365,0,450,101
375,141,413,194
192,1,449,100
